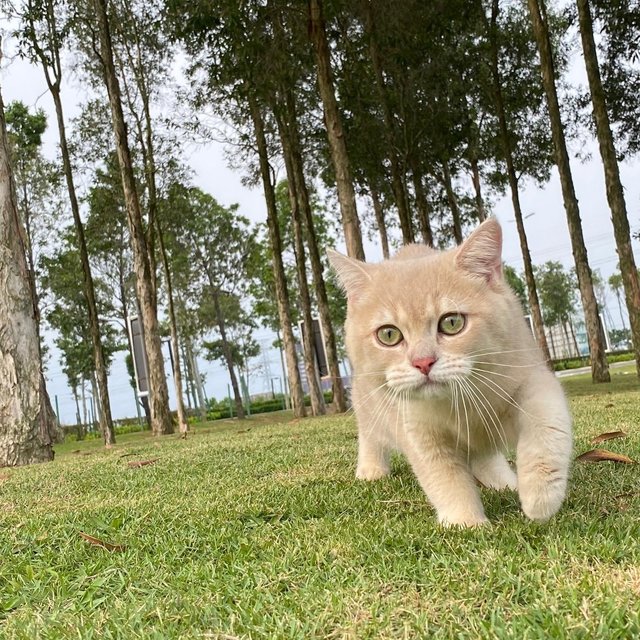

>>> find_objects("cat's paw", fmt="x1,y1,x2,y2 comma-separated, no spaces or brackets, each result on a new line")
439,514,491,529
356,465,390,481
519,471,567,522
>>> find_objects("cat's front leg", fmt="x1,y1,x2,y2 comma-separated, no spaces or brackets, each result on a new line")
356,431,391,480
515,371,572,522
404,430,488,527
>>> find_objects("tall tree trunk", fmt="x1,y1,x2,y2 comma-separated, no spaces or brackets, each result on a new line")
211,289,246,420
441,161,463,244
187,340,207,422
410,164,434,246
577,0,640,377
156,221,188,435
248,96,306,417
93,0,175,430
485,0,551,364
362,0,414,243
369,183,390,259
283,89,347,413
275,108,325,416
308,0,365,260
528,0,610,383
25,0,117,445
470,157,487,223
0,87,55,466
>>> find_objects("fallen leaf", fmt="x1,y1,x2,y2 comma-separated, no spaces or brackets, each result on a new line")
576,449,635,464
127,458,159,468
605,403,615,408
118,452,136,459
237,428,251,434
78,531,126,552
0,473,10,483
71,449,82,454
590,430,627,445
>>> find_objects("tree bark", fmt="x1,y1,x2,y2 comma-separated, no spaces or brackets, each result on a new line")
25,0,117,445
485,0,552,364
0,85,56,467
283,89,347,413
308,0,365,260
470,157,487,223
441,161,463,245
93,0,175,431
369,184,390,258
528,0,610,382
410,164,434,246
275,108,326,416
577,0,640,377
362,0,414,244
248,96,307,417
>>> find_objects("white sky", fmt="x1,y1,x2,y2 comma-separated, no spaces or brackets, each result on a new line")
2,30,639,424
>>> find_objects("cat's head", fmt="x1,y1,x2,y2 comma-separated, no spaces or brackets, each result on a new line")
328,219,524,398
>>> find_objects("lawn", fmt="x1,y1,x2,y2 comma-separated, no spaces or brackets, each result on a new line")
1,366,639,639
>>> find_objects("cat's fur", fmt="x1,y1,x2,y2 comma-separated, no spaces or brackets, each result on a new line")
328,219,572,527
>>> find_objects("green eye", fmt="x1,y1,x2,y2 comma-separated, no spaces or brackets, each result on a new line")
438,313,466,335
376,325,403,346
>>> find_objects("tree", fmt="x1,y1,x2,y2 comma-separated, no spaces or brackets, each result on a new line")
14,0,118,442
576,0,640,377
527,0,610,382
92,0,173,434
608,272,627,332
308,0,365,260
0,78,56,466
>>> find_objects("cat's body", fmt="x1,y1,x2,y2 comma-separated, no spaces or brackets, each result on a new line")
329,219,572,527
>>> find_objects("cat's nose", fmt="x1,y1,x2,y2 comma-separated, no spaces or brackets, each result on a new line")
412,356,437,376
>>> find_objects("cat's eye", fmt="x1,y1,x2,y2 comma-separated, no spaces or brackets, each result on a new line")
438,313,466,336
376,325,403,346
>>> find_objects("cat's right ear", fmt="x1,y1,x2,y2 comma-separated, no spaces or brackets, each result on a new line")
327,249,371,302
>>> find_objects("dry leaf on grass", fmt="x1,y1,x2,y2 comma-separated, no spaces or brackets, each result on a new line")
79,531,126,552
590,431,627,445
127,458,159,468
575,448,635,464
0,473,10,483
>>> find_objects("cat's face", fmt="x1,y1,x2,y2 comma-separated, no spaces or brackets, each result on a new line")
329,219,520,399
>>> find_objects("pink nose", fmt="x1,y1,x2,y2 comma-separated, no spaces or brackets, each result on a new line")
412,356,437,376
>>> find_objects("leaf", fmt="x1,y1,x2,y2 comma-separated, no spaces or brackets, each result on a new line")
0,473,10,483
575,449,635,464
590,431,627,445
127,458,159,468
78,531,126,552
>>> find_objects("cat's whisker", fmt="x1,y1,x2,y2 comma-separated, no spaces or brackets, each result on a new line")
471,366,518,382
457,377,500,454
469,370,535,421
457,377,472,464
467,346,544,357
462,376,510,452
365,386,398,439
470,360,548,369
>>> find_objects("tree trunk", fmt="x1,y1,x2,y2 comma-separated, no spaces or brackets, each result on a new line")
441,161,463,244
0,90,56,466
248,96,306,417
362,0,414,244
528,0,610,382
93,0,175,430
276,109,326,416
156,221,189,435
369,183,390,259
577,0,640,377
187,340,207,422
308,0,365,260
410,164,434,246
283,89,347,413
470,157,487,222
485,0,552,364
211,289,246,420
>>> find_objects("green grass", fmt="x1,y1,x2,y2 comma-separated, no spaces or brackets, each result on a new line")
1,367,639,639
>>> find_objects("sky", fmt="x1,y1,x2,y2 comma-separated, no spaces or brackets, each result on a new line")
2,29,639,425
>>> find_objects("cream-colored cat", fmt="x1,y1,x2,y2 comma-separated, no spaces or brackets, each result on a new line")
328,219,572,527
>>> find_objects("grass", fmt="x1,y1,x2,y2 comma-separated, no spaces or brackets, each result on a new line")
1,366,639,639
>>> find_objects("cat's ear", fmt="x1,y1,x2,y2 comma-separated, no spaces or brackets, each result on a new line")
455,218,503,283
327,249,372,301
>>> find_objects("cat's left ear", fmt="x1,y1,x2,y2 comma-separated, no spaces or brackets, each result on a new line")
455,218,503,283
327,249,372,302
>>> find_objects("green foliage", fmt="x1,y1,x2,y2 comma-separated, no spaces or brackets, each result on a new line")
503,264,528,312
534,261,578,327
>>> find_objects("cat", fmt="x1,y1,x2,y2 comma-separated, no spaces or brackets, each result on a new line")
328,218,572,527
